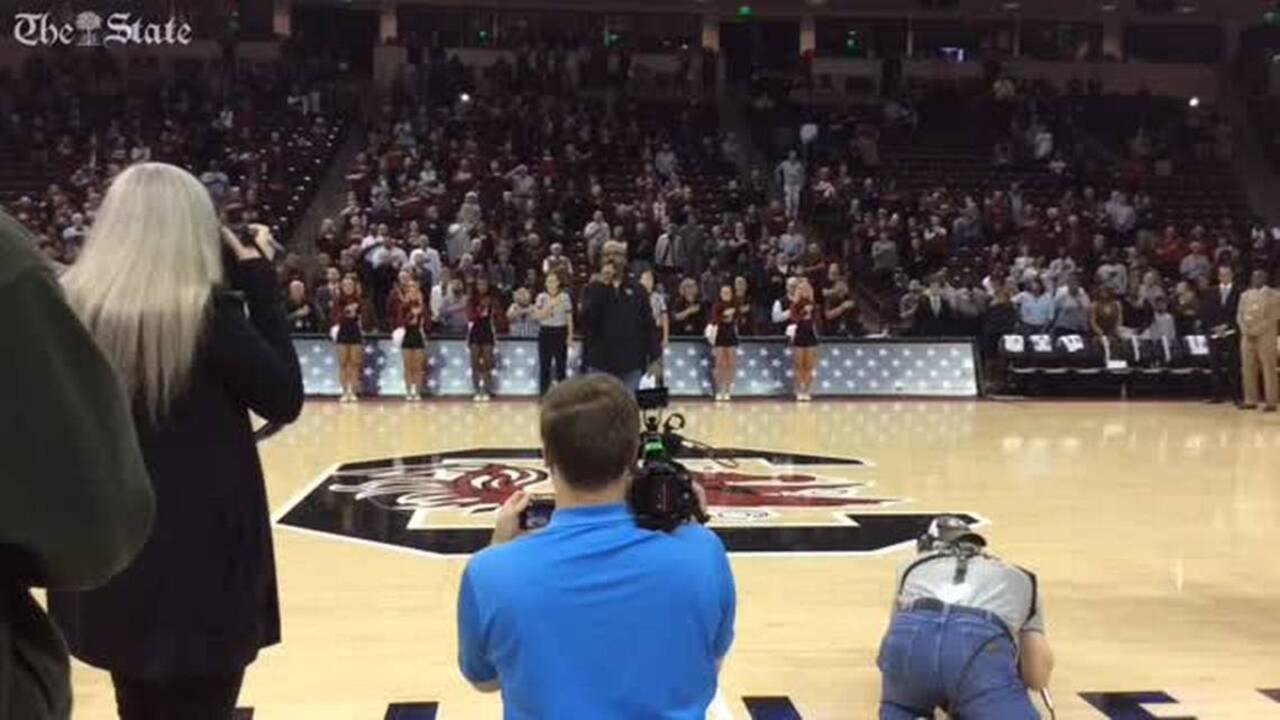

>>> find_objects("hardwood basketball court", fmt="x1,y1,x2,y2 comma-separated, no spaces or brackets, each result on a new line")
64,399,1280,718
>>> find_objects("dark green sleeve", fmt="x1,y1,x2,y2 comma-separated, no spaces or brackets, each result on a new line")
0,267,155,590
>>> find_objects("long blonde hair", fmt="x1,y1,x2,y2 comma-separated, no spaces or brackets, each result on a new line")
62,162,223,420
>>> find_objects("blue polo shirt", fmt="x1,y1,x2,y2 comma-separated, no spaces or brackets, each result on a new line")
457,503,736,720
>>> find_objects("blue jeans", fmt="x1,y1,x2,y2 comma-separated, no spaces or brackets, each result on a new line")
878,610,1038,720
586,367,644,394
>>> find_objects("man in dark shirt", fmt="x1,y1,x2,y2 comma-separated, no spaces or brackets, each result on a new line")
580,241,660,392
0,209,154,719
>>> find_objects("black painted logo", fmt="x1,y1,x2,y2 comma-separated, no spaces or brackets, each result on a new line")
276,447,980,556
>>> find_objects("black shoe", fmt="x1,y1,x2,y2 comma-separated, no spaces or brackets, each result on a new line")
1205,397,1225,404
1239,403,1258,410
1265,405,1278,413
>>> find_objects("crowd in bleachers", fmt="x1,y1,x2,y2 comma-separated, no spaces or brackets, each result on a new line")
0,51,346,272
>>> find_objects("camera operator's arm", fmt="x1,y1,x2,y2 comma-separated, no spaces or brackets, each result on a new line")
457,567,501,693
712,545,736,672
1019,631,1054,691
1019,585,1053,691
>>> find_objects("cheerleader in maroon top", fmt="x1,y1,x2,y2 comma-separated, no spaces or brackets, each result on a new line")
466,275,500,402
393,274,429,402
709,285,740,401
331,274,371,403
789,279,820,402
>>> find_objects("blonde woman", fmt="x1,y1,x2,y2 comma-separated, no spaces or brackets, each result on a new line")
789,278,820,401
47,163,303,719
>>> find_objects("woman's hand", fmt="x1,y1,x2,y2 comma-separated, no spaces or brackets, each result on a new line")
221,226,260,261
221,224,278,263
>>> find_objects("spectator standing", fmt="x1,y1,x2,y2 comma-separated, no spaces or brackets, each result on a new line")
671,278,707,337
1090,286,1124,342
1013,278,1054,334
776,149,806,218
49,164,303,719
435,277,470,335
823,280,861,337
1,208,154,720
914,276,953,336
533,273,573,395
285,280,318,334
1144,296,1178,341
314,266,341,324
1052,275,1091,335
1237,269,1280,411
507,287,540,338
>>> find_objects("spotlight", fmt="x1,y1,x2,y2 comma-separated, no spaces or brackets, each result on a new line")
459,93,472,103
1188,96,1200,108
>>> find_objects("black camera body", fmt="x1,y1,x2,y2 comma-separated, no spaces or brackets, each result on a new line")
516,388,710,533
630,388,709,532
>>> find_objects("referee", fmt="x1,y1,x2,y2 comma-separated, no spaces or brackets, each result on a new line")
877,517,1054,719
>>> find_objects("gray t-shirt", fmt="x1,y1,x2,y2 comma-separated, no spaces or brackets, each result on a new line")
535,291,572,328
895,551,1045,641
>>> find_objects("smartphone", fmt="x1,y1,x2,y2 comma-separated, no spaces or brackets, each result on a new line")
518,498,556,531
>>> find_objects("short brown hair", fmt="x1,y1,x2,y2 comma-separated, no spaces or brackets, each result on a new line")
539,375,640,491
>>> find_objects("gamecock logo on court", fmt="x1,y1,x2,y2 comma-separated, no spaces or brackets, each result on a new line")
277,448,980,556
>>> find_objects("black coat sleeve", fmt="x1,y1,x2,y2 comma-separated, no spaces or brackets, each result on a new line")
0,266,154,590
210,259,304,424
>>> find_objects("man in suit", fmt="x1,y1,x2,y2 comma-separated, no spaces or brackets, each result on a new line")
913,274,953,337
1200,264,1242,403
1237,269,1280,412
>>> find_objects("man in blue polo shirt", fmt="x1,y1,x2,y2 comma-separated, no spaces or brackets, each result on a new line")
457,375,736,719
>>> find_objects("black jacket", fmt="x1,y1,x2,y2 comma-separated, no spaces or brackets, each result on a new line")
914,293,953,337
49,259,303,678
580,278,660,375
1199,282,1241,333
0,211,154,720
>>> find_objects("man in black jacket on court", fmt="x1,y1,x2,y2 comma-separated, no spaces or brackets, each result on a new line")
0,209,154,720
580,240,660,392
1200,264,1242,404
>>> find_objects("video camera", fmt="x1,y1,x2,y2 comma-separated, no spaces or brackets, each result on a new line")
630,388,709,532
518,387,711,533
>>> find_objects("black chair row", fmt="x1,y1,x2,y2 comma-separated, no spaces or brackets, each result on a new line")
999,333,1211,377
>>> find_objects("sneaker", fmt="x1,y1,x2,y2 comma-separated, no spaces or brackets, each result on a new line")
1240,403,1259,410
1265,405,1277,413
482,393,493,403
800,394,812,402
473,393,484,403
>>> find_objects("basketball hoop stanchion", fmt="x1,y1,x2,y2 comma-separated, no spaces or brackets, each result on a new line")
1040,688,1057,720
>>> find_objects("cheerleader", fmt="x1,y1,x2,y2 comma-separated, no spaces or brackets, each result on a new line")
331,274,369,402
709,285,740,402
789,279,820,402
393,274,429,401
467,275,501,402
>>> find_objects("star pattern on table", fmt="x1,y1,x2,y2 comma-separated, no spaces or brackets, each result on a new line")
292,339,978,398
